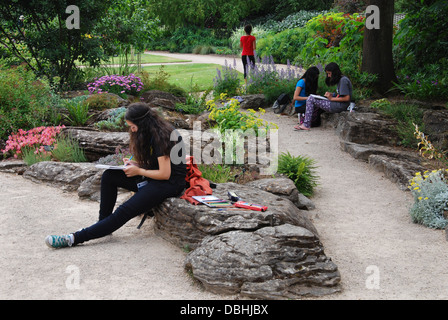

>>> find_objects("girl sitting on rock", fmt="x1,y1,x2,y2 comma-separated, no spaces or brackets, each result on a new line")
293,66,320,126
45,103,186,248
295,62,353,131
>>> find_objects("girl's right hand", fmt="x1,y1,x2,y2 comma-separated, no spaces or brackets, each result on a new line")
123,158,138,167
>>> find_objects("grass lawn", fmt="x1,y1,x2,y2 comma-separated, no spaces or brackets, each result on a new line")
142,63,244,91
106,53,191,64
77,53,191,66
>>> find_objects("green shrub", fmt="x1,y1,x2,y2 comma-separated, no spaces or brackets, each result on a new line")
175,89,210,115
371,99,424,148
139,67,186,97
257,27,312,65
192,45,216,55
257,10,328,34
277,152,319,197
149,26,229,54
198,164,235,183
295,12,377,100
0,65,53,140
392,1,448,100
394,65,448,100
84,93,121,110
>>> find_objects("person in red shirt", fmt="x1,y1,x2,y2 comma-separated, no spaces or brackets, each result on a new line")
240,24,256,82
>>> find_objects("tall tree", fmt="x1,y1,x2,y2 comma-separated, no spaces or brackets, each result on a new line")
149,0,262,29
361,0,397,95
0,0,110,87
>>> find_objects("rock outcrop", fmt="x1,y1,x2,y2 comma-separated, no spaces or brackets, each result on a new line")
12,160,340,299
152,182,318,250
321,107,438,190
62,128,129,162
153,182,341,299
185,224,340,299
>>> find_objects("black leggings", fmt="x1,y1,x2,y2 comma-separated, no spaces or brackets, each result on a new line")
73,169,184,245
242,55,255,79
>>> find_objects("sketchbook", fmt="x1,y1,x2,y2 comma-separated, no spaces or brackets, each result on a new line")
95,164,127,170
309,94,328,100
192,195,234,208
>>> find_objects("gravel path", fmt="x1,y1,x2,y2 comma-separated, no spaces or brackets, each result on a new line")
1,52,447,300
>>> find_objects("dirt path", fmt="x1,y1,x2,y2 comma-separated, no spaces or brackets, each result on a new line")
262,111,448,300
1,52,448,300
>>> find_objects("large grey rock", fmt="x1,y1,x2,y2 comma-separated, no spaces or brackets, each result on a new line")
185,224,341,299
336,112,399,146
77,170,104,201
340,141,422,163
140,90,185,110
423,109,448,151
239,94,269,110
0,159,27,174
63,128,129,161
153,182,318,250
368,154,427,191
245,177,315,210
22,161,99,192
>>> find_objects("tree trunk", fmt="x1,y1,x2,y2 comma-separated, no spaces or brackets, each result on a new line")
361,0,397,95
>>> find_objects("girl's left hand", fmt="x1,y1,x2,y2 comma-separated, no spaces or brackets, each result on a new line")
123,164,142,177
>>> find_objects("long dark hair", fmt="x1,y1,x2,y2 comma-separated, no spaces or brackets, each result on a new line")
125,103,175,169
325,62,343,86
300,66,319,95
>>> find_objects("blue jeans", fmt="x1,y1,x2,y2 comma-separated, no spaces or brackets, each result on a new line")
73,169,184,245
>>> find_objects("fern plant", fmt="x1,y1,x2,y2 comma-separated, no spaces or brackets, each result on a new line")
63,99,93,126
277,152,319,197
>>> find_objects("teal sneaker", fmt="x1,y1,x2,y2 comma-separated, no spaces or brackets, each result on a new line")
45,235,74,248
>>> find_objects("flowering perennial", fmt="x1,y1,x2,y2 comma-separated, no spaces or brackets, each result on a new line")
207,93,277,136
87,74,144,97
408,169,448,229
247,55,300,88
1,126,65,158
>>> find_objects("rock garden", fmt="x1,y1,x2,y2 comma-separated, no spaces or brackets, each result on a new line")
2,77,448,299
1,1,447,300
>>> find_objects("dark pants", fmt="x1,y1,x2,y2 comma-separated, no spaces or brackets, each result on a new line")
242,55,255,79
73,169,184,245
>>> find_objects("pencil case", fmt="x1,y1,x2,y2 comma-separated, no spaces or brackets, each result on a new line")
234,201,268,212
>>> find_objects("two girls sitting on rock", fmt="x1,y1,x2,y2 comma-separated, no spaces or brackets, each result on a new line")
294,62,353,131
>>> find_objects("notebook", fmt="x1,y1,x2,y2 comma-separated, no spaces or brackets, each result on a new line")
192,195,234,208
